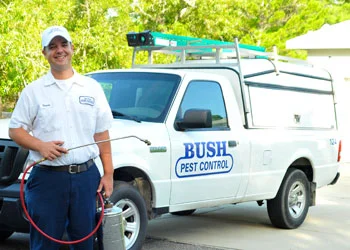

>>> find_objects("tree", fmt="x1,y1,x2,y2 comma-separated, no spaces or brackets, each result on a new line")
0,0,45,109
132,0,350,57
1,0,350,110
0,0,136,110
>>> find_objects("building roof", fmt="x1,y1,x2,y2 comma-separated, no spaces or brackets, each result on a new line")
286,20,350,50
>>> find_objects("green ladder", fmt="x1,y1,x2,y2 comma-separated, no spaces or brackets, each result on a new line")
126,30,306,67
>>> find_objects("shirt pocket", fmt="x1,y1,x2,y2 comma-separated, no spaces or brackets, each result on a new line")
76,104,97,133
37,104,61,133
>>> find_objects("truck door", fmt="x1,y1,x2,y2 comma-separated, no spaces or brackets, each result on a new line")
167,78,247,205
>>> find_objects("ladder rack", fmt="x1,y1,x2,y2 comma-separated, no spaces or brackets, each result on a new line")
126,31,309,68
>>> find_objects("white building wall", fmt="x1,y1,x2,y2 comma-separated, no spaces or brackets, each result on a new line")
286,20,350,162
307,51,350,162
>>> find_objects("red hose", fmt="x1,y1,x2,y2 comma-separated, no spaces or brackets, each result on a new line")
20,161,105,245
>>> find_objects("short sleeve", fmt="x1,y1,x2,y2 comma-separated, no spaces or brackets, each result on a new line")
8,87,37,132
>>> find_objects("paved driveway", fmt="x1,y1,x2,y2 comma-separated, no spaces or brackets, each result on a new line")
146,163,350,250
1,164,349,250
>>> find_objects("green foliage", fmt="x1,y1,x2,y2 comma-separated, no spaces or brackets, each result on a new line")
0,0,135,110
1,0,350,110
132,0,350,57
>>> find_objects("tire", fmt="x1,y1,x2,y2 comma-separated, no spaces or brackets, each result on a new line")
171,209,196,216
0,230,14,241
109,181,148,250
267,168,310,229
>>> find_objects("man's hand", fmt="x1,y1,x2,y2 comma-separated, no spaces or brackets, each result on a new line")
94,130,113,197
97,173,113,198
9,127,67,161
38,140,68,161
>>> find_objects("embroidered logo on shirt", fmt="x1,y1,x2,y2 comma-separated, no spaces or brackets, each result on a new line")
79,96,95,106
41,103,51,108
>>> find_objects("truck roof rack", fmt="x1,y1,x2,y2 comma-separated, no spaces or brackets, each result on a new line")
126,31,309,68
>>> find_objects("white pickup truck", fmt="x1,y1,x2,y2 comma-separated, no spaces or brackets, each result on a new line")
0,32,341,250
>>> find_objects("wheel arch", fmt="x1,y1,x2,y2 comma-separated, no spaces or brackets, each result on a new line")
113,166,154,219
288,157,313,182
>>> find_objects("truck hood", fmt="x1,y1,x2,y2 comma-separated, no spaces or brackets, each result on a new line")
0,117,168,155
95,119,169,175
0,119,10,139
108,119,169,152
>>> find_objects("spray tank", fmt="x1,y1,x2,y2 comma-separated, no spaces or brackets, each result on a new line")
96,197,126,250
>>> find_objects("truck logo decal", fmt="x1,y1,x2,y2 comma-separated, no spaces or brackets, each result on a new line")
175,141,234,178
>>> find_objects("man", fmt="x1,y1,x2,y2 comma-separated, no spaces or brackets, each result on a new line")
8,26,114,250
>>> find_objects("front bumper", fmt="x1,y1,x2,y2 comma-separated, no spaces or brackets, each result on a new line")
329,172,340,185
0,182,29,233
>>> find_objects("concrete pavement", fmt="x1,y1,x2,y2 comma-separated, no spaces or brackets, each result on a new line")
1,164,349,250
145,164,350,250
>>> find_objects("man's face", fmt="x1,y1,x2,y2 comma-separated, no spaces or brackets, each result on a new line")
42,36,74,72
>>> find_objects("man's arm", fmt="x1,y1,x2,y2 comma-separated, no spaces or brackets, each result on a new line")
94,130,114,197
8,127,67,161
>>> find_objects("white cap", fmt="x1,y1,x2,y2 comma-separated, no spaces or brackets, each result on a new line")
41,26,72,49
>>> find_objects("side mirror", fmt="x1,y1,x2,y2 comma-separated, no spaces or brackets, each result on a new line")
176,109,212,131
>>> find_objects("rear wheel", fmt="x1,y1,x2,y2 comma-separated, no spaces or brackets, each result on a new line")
0,230,14,241
110,181,148,250
171,209,196,216
267,168,310,229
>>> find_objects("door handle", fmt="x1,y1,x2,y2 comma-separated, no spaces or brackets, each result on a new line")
228,140,238,147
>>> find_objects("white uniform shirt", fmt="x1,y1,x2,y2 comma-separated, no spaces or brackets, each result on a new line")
9,71,113,165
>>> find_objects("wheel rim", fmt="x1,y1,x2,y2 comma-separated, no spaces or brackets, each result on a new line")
115,198,141,249
288,180,306,218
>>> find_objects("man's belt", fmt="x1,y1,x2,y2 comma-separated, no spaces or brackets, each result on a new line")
38,159,95,174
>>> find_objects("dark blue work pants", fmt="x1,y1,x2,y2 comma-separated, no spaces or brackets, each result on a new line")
25,163,101,250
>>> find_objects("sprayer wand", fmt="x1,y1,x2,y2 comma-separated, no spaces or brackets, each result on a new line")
34,135,151,165
69,135,151,150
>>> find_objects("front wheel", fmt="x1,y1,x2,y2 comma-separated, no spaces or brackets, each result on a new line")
110,181,148,250
267,168,310,229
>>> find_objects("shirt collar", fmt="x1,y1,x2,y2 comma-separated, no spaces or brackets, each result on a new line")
44,69,84,87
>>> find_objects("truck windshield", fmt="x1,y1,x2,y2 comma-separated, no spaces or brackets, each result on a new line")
86,72,181,123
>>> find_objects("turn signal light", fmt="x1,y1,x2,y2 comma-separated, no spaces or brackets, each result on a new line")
337,140,342,162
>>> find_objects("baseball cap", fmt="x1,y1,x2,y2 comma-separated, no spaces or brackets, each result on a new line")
41,26,72,49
